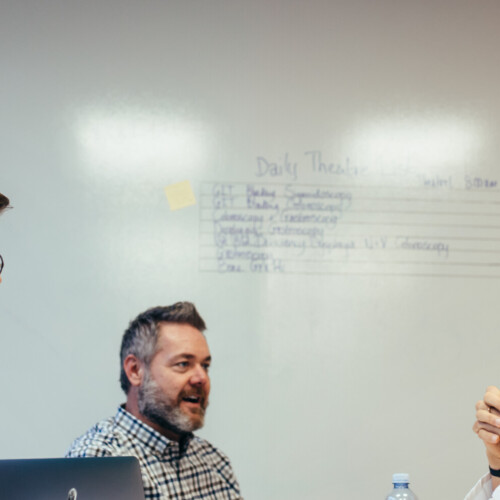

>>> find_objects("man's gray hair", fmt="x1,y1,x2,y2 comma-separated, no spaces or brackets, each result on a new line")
119,302,206,394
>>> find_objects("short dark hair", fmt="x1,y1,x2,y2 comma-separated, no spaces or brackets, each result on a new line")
0,193,11,214
119,302,206,394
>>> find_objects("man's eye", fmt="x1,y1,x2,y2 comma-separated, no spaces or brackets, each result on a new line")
203,364,210,372
176,361,189,368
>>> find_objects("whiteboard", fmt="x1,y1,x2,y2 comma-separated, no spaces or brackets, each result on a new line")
1,1,500,498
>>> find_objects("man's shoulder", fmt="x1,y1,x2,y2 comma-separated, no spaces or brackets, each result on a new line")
66,414,125,457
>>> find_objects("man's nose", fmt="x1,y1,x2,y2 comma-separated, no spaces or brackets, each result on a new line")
190,365,209,386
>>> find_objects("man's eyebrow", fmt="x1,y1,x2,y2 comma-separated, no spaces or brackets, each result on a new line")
171,354,212,362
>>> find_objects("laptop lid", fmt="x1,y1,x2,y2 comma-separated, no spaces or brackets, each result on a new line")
0,457,146,500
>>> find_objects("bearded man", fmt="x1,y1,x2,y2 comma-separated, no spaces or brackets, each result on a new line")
67,302,242,500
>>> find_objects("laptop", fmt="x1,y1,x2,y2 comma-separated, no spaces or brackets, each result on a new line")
0,456,146,500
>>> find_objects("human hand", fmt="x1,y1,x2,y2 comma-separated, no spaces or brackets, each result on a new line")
473,386,500,469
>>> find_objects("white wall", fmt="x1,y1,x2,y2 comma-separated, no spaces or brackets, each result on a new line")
1,1,500,498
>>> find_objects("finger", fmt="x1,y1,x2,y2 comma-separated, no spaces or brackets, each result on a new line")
477,400,490,412
476,421,500,436
476,398,500,425
476,399,489,410
477,408,500,428
486,386,500,394
484,388,500,412
477,427,500,444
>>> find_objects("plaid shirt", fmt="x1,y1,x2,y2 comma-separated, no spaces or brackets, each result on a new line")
66,406,242,500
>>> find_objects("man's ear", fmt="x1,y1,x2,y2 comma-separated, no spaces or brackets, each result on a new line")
123,354,144,388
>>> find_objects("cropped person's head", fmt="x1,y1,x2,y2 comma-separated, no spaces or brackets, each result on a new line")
0,193,10,214
0,193,10,283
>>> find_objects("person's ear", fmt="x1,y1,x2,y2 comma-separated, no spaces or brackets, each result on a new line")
123,354,144,387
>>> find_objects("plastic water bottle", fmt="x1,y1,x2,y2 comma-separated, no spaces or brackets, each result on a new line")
385,473,418,500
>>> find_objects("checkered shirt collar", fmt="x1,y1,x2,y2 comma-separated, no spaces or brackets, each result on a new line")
115,405,192,456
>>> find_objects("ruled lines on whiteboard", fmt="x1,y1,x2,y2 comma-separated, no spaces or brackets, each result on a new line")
199,182,500,277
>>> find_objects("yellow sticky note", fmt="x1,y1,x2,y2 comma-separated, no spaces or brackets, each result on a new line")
164,180,196,211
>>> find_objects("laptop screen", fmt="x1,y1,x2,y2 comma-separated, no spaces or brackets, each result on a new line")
0,457,146,500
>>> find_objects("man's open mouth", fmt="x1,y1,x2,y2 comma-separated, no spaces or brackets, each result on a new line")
182,395,202,404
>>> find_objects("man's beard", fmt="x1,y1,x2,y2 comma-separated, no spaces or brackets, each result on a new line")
137,370,208,435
